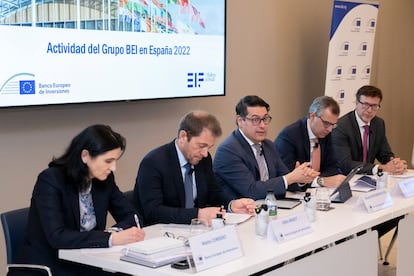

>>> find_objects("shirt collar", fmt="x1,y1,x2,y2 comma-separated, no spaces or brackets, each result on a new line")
306,118,317,140
174,139,188,168
238,128,257,147
354,110,370,128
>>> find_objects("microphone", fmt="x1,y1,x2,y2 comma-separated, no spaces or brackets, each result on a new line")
188,167,194,175
313,142,319,148
259,145,264,156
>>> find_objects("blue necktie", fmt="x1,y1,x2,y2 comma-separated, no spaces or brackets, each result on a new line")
184,163,194,208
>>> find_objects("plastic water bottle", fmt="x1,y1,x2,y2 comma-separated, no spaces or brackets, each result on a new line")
265,190,278,220
376,169,388,190
211,213,225,230
255,204,269,237
304,192,316,222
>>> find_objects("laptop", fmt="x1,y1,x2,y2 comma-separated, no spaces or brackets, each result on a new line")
330,164,364,203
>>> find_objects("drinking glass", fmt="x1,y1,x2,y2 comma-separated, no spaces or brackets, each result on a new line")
189,218,209,237
316,187,331,211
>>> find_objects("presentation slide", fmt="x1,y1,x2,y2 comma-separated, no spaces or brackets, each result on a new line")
0,0,225,107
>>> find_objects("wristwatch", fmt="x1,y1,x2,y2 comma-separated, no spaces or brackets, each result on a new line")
317,176,324,187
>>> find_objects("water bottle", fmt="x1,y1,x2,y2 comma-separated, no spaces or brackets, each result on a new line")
304,192,316,222
211,213,225,230
376,169,388,190
255,204,269,237
264,190,278,220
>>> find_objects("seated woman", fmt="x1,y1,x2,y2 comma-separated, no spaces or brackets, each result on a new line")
15,124,145,275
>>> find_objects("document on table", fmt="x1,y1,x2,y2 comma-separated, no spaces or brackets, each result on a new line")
351,176,377,192
224,213,252,224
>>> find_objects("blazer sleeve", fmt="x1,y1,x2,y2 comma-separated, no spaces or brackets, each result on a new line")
332,115,375,174
214,139,287,200
372,118,394,164
135,152,198,225
32,168,112,249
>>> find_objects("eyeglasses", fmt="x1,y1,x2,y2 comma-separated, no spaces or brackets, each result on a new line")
244,115,272,126
318,116,337,129
163,231,189,246
358,99,381,111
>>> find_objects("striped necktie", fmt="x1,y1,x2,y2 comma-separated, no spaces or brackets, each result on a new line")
253,144,269,181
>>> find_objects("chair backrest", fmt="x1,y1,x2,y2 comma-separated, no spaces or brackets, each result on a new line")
1,207,29,264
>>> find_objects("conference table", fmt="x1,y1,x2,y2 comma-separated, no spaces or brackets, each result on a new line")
59,173,414,276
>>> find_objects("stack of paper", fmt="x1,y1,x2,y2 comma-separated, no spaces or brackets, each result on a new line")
120,237,189,268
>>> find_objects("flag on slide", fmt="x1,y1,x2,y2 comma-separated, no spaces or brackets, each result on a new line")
191,5,205,28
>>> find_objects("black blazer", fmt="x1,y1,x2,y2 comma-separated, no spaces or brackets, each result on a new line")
213,129,289,200
134,140,231,226
331,111,394,174
16,167,139,275
274,118,339,177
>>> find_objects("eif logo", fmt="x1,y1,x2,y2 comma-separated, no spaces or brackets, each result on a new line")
187,72,204,88
19,80,35,94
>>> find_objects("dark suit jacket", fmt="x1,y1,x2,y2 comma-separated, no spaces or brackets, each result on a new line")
16,166,139,275
331,111,394,174
213,129,289,200
134,140,231,226
274,118,339,177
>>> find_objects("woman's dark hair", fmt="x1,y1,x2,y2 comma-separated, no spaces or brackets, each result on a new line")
49,124,126,191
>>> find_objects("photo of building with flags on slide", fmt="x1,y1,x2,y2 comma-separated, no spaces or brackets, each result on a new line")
0,0,223,35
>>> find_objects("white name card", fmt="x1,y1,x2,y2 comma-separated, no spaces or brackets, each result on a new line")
188,225,242,272
398,178,414,198
268,212,312,243
361,189,393,212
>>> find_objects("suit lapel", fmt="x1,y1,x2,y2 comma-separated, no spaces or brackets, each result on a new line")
167,141,187,207
350,112,364,156
235,130,260,175
299,119,311,160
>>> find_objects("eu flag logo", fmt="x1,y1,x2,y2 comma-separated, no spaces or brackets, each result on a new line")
19,80,35,94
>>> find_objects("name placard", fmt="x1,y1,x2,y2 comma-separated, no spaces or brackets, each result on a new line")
268,212,312,243
361,189,393,213
188,225,242,272
398,178,414,198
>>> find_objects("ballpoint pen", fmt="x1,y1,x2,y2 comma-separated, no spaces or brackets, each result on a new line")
134,214,141,228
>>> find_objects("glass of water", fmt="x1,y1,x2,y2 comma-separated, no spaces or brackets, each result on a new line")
316,187,331,211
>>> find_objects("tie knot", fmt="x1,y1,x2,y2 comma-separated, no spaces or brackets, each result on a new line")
253,144,262,155
363,125,369,131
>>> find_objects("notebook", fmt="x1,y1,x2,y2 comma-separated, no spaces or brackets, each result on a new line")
120,237,188,268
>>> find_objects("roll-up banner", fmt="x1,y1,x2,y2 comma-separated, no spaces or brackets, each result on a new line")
324,0,379,115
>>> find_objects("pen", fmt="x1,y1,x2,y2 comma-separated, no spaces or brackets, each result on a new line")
134,214,141,228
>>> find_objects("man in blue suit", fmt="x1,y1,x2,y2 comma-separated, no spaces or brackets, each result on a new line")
274,96,345,188
214,95,319,200
134,111,255,226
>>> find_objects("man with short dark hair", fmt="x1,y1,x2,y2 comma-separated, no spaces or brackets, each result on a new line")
213,95,319,200
134,110,255,226
274,96,345,188
332,85,407,175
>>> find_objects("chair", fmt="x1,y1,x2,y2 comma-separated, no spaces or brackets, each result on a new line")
376,216,403,265
1,207,52,276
